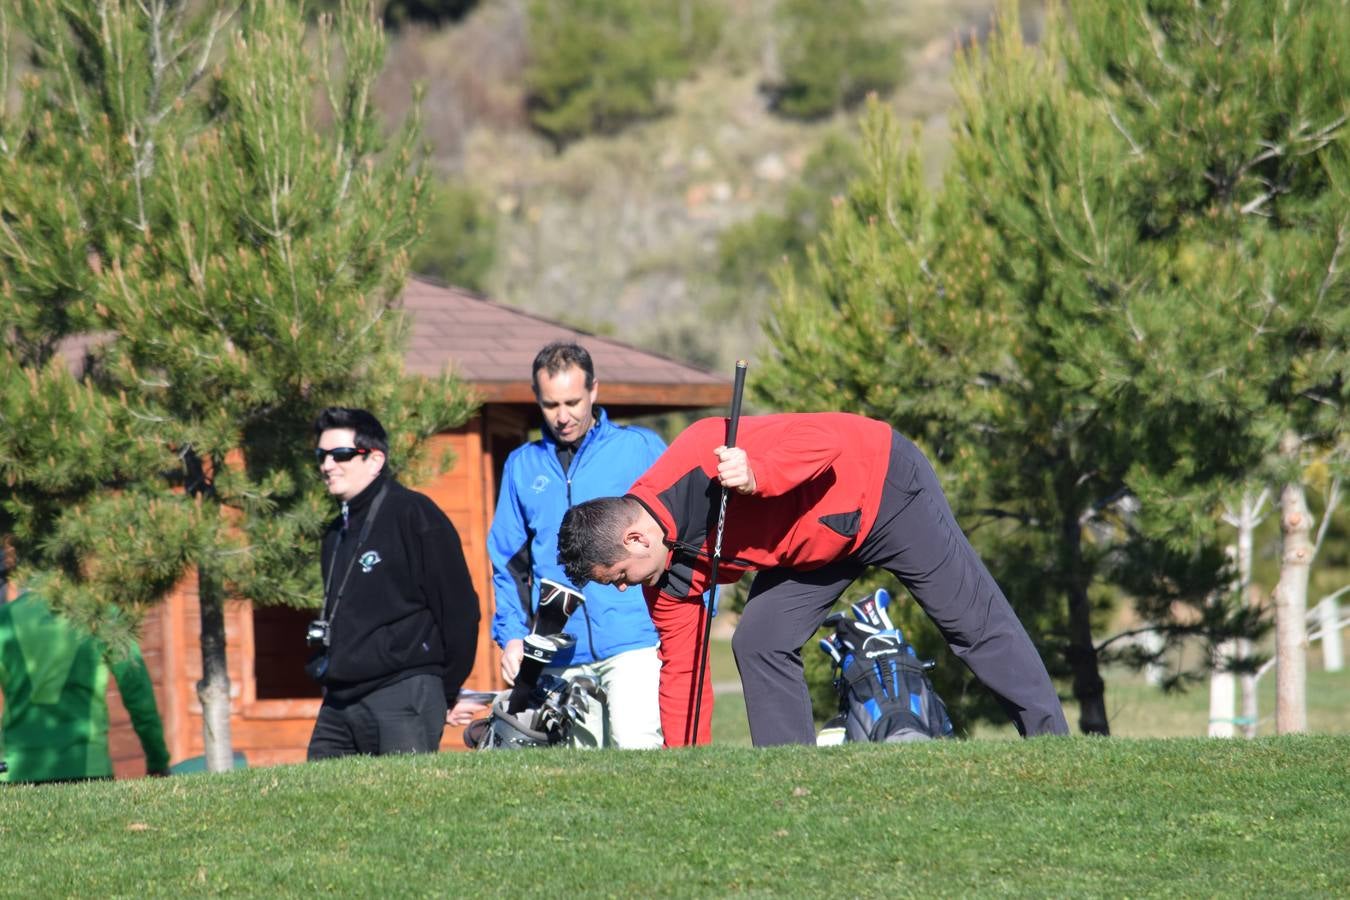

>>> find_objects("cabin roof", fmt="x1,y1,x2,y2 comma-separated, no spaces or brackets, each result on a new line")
402,278,728,413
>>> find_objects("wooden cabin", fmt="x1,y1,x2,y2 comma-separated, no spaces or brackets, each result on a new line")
99,278,728,775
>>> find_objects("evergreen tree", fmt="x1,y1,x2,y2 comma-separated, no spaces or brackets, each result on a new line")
758,1,1349,735
0,0,476,771
524,0,722,148
767,0,905,120
1061,0,1350,733
756,100,1041,728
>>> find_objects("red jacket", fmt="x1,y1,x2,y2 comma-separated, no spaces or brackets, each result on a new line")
628,413,895,604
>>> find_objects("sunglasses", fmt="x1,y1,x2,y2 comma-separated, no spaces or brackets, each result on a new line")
314,446,371,464
538,578,585,617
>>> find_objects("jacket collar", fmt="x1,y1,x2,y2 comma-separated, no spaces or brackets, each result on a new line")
341,468,390,518
540,406,611,453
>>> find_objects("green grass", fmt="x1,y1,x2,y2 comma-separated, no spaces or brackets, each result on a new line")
1078,664,1350,738
2,736,1345,897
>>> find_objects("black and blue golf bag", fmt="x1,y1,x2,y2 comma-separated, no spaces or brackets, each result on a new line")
819,590,955,743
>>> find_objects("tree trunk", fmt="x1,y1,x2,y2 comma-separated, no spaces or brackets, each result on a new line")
1235,493,1260,738
1208,544,1237,737
1239,664,1259,739
1273,433,1311,734
1207,636,1237,737
197,563,236,772
1065,516,1109,735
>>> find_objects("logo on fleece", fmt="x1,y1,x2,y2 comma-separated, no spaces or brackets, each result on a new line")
358,550,382,573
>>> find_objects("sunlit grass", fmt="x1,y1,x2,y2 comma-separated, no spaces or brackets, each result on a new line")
2,735,1344,897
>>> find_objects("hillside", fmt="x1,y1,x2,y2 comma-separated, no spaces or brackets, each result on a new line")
373,0,1016,374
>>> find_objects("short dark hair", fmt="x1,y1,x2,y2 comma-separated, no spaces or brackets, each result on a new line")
558,497,641,587
313,407,389,454
532,341,595,393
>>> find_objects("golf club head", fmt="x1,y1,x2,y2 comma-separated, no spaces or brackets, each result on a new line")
535,578,585,635
873,588,896,632
521,631,579,664
569,674,608,707
851,593,885,630
508,635,578,715
830,615,879,655
818,637,842,665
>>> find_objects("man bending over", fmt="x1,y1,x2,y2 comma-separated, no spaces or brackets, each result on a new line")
558,412,1068,746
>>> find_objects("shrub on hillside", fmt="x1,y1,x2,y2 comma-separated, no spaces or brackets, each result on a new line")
410,179,497,292
524,0,723,148
310,0,480,28
766,0,904,120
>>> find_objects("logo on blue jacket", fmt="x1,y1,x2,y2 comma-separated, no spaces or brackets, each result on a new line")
531,475,550,493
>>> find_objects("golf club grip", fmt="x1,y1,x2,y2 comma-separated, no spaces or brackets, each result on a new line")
725,360,748,447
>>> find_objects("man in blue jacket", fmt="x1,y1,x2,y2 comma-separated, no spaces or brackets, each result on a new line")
486,342,666,748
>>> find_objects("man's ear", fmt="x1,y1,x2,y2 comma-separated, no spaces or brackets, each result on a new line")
369,449,388,470
621,527,649,550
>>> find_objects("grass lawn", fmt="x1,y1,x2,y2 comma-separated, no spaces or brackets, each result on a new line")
5,636,1344,896
2,736,1345,897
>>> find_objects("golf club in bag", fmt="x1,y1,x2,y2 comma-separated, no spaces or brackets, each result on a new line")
464,579,607,749
464,668,608,750
817,588,955,744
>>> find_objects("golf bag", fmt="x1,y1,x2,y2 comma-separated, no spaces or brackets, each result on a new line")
463,579,609,750
818,590,955,743
463,673,607,750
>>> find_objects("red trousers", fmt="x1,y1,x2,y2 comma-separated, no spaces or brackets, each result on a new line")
647,592,713,746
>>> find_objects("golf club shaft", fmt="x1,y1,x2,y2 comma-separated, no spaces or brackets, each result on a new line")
506,657,546,714
687,360,748,746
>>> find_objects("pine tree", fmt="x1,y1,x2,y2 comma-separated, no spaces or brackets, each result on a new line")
0,1,476,771
756,99,1043,728
755,0,1350,735
767,0,905,120
524,0,722,148
1060,0,1350,733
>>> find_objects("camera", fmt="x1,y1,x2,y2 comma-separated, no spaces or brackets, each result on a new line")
306,618,331,647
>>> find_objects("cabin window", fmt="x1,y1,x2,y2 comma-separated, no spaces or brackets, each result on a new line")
251,605,322,699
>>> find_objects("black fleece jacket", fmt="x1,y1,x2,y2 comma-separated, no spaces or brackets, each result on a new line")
318,471,479,704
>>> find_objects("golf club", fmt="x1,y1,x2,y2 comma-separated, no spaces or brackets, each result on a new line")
687,359,747,746
873,588,896,632
818,637,843,667
851,594,885,630
507,632,577,714
535,578,584,636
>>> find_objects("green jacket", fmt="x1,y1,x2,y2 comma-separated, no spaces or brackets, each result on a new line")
0,594,169,782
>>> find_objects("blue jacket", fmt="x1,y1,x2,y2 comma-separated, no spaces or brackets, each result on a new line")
489,409,665,666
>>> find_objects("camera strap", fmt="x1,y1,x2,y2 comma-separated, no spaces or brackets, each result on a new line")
320,483,390,638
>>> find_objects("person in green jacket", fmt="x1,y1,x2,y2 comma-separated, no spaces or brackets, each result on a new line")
0,593,170,783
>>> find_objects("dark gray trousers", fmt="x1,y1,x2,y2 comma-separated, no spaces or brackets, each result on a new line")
307,673,447,760
732,432,1069,746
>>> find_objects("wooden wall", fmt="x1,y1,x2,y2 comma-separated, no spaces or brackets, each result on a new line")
107,407,531,776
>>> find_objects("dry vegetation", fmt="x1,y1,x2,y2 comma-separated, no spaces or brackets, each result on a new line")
373,0,1013,372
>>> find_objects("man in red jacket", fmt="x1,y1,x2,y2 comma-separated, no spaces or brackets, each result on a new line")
558,413,1068,746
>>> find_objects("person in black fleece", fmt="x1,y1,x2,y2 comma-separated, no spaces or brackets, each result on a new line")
307,407,480,760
